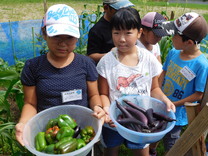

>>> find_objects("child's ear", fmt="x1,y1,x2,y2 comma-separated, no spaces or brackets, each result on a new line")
137,28,143,38
187,39,195,45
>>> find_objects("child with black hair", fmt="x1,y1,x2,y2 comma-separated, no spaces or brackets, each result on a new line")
97,7,175,156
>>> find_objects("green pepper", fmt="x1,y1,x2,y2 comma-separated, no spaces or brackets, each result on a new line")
57,138,78,154
80,126,95,143
44,144,55,154
76,138,86,150
55,136,73,149
56,126,75,141
45,126,60,144
35,132,47,152
58,114,77,129
46,118,59,130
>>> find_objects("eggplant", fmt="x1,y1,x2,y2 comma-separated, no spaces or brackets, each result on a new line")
116,100,133,118
124,106,148,126
73,126,81,138
153,112,176,122
122,99,146,113
117,117,149,129
151,120,168,132
145,108,156,127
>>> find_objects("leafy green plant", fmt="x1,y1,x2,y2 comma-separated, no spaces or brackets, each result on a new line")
75,4,103,55
0,122,33,155
0,58,26,155
159,36,173,64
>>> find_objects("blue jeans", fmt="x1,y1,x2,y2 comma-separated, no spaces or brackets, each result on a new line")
163,125,183,151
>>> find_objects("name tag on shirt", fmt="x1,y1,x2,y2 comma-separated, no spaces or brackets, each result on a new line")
135,74,150,87
61,89,82,103
180,66,196,81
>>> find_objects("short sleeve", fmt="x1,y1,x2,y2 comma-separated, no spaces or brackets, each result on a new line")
163,48,177,71
21,59,37,86
85,57,98,81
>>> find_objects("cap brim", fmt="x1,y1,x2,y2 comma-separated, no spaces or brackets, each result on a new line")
110,0,134,10
160,21,177,36
152,28,170,37
46,24,80,38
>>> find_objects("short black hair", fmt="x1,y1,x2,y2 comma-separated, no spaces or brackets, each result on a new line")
179,34,199,44
110,7,141,31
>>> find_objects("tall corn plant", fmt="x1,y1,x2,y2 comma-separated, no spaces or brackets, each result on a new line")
75,4,103,55
159,36,173,64
0,58,28,155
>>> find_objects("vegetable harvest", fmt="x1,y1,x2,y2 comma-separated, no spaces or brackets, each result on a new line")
116,99,176,133
34,114,96,154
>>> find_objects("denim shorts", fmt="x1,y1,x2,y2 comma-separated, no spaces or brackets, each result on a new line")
100,126,149,149
163,125,183,151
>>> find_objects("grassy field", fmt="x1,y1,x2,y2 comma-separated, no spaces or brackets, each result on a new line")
0,0,208,22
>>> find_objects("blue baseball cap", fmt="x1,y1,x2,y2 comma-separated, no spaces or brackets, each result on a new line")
103,0,134,10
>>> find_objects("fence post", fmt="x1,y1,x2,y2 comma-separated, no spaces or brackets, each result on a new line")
43,0,47,13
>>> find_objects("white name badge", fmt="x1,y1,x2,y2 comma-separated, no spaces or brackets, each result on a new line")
180,66,196,81
61,89,82,103
135,74,150,87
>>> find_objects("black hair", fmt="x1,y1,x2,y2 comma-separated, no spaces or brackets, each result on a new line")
110,7,141,31
103,3,115,11
142,25,152,31
42,26,47,36
179,34,199,44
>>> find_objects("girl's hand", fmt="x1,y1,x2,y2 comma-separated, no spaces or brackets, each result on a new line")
103,106,116,127
15,122,25,146
166,101,176,112
92,105,106,124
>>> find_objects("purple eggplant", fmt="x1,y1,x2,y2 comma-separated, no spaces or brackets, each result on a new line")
151,120,168,132
116,100,133,118
153,112,176,122
124,106,148,126
117,117,149,129
122,99,146,114
146,108,156,127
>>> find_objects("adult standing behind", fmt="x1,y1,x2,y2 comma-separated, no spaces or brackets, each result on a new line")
87,0,134,64
137,12,169,63
15,4,105,146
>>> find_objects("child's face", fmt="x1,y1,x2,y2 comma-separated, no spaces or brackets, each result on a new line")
143,29,162,45
172,34,185,50
44,35,77,57
112,28,142,53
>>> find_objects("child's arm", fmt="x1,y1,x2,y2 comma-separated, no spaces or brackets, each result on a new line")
151,76,176,112
87,80,105,120
98,75,111,123
173,91,203,107
158,70,166,88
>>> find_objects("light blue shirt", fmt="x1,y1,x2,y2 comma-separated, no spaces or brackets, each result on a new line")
162,48,208,126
